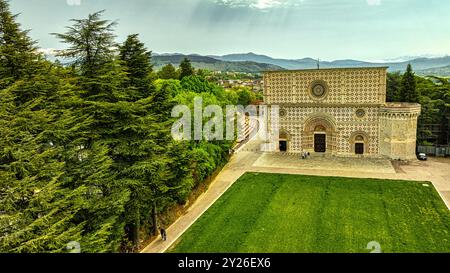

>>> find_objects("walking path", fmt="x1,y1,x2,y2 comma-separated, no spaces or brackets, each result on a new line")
141,144,450,253
141,151,262,253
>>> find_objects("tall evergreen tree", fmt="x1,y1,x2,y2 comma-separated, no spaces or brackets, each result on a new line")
387,72,402,102
54,11,134,252
0,1,86,253
0,61,87,252
0,4,232,253
179,58,194,80
54,11,193,251
119,34,154,99
0,0,37,86
53,10,117,83
400,64,419,103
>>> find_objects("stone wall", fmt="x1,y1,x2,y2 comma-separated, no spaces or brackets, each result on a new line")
264,68,421,160
264,67,387,156
379,103,421,160
270,106,380,155
264,67,387,105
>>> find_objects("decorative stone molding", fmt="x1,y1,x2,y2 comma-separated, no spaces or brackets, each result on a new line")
309,80,329,101
349,131,370,154
380,103,421,120
264,67,419,159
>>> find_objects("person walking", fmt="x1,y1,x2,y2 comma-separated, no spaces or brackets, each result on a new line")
160,227,167,241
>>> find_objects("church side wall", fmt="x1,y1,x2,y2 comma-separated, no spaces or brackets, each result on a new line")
379,106,421,160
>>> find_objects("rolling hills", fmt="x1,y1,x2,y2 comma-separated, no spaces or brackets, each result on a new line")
153,52,450,76
152,54,284,73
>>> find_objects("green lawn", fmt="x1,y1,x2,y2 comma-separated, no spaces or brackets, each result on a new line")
170,173,450,253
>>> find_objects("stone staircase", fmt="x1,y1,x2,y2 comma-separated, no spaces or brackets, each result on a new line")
232,117,262,153
239,139,265,153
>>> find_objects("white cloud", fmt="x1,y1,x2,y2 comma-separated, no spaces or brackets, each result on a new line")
250,0,283,9
66,0,82,6
367,0,381,6
38,48,58,56
216,0,297,10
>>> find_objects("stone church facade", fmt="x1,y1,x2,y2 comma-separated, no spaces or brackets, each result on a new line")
263,67,421,160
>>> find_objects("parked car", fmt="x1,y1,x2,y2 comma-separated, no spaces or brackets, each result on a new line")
417,153,428,161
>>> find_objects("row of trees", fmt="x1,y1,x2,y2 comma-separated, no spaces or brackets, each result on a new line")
156,59,194,80
387,64,419,103
0,2,248,252
387,64,450,145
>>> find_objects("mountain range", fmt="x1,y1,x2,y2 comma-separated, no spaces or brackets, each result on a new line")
152,54,284,73
153,52,450,76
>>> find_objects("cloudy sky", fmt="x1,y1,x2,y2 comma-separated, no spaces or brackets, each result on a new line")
9,0,450,61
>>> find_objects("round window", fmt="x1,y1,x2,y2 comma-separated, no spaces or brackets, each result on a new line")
356,109,366,118
310,80,328,100
279,108,287,118
312,84,326,97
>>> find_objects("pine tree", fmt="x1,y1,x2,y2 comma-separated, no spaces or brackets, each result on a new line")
400,64,419,103
54,11,135,252
0,60,88,253
119,34,154,99
179,58,194,80
0,1,88,252
387,72,402,102
53,10,117,81
0,5,227,252
0,0,37,86
54,11,191,251
157,63,178,79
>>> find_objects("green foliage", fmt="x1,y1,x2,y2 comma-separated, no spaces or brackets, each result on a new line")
232,86,257,106
0,0,38,86
181,75,215,94
400,64,419,103
180,75,232,104
416,76,450,144
386,72,402,102
119,34,154,99
387,65,449,145
179,58,194,80
157,63,178,80
0,7,235,253
52,10,117,79
0,60,87,253
154,79,182,97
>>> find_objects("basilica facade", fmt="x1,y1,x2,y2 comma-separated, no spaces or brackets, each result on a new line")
264,67,421,160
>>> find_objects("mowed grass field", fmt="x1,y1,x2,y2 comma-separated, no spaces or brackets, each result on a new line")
170,173,450,253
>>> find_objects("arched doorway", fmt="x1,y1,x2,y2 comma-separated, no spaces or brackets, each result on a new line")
303,114,337,154
314,125,327,153
279,131,289,152
350,132,369,155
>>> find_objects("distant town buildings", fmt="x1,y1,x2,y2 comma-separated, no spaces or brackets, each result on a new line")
211,71,264,92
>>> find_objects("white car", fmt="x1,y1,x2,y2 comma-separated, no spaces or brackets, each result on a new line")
417,153,428,161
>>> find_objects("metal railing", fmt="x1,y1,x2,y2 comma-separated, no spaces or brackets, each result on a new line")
418,145,450,156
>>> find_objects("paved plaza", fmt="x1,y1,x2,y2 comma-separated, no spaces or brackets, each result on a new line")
253,153,396,174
